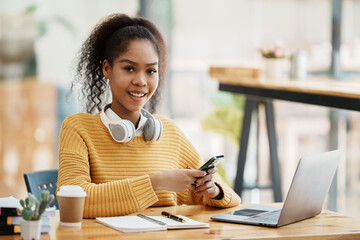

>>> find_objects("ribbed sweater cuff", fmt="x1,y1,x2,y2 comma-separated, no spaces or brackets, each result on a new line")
205,182,232,207
129,175,158,209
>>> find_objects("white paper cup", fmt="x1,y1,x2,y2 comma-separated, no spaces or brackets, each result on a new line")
57,185,87,227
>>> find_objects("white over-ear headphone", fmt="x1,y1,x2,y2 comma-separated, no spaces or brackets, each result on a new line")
100,104,162,143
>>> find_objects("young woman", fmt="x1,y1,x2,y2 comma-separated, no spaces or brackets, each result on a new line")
57,13,240,218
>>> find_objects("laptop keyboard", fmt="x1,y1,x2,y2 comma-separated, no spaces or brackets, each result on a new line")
246,210,281,224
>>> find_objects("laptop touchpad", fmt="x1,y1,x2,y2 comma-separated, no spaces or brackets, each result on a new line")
233,209,268,217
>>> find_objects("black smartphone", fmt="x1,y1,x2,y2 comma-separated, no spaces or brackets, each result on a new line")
198,155,224,171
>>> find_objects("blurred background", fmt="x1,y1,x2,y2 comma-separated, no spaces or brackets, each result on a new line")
0,0,359,219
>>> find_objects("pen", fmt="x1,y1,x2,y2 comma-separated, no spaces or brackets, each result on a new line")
137,214,166,226
161,211,186,223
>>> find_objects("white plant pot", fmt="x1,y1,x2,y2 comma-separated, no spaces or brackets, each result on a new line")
264,58,286,81
20,219,42,240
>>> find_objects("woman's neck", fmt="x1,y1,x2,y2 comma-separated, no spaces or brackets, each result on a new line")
110,106,141,128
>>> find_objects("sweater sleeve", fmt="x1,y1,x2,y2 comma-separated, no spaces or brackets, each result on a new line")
201,173,241,207
57,116,158,218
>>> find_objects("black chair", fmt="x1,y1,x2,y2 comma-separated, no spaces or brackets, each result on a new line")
23,169,59,209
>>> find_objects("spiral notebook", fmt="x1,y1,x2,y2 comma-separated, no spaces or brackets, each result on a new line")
96,215,209,233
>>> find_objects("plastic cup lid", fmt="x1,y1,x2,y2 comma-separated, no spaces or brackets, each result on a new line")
57,185,87,197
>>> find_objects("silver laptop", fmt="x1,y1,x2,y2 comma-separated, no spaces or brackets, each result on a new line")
211,150,341,227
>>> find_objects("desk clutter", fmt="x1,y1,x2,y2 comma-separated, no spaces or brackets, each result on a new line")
1,202,360,239
96,214,209,233
0,196,56,235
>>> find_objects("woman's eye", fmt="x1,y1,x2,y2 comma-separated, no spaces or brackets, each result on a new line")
148,69,158,74
124,66,134,72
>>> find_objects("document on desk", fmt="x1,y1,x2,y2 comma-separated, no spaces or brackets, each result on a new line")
0,196,21,209
96,215,209,233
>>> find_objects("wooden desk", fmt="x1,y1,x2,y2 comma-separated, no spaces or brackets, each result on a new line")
209,66,360,205
211,68,360,111
2,205,360,239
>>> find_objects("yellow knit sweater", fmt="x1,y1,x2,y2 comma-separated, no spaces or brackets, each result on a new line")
57,113,241,218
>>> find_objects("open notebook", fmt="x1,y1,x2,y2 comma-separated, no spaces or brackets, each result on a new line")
96,215,209,233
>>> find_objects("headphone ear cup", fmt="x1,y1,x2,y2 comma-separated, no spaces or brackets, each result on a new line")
109,120,135,142
100,106,136,143
154,120,162,140
144,118,155,141
143,118,162,141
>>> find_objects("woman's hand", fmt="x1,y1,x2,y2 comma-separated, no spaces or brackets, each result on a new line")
193,167,222,199
150,169,206,193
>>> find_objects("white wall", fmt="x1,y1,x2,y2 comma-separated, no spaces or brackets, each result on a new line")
2,0,359,87
0,0,139,86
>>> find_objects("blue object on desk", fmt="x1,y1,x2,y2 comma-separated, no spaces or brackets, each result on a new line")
23,169,59,209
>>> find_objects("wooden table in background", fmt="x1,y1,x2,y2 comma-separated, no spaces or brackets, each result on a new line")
210,67,360,111
2,205,360,240
210,66,360,208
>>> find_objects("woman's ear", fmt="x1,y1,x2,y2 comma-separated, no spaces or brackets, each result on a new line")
102,59,111,79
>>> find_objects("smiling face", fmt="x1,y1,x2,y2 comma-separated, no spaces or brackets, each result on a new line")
102,39,159,123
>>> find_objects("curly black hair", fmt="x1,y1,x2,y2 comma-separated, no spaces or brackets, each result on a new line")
72,13,167,114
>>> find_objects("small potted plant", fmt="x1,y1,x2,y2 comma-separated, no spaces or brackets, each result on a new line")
17,190,54,240
259,42,288,80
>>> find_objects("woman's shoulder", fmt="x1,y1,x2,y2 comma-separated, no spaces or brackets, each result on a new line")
64,112,98,121
153,114,187,139
62,113,100,128
153,114,178,127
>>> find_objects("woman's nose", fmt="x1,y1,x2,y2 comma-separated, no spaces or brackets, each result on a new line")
132,72,147,86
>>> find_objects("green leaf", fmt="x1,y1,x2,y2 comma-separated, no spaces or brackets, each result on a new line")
41,190,49,201
22,208,34,221
20,199,25,208
232,94,245,109
210,92,245,110
27,193,37,208
19,190,55,220
201,106,243,147
32,201,40,220
24,4,38,14
37,20,48,38
16,208,22,215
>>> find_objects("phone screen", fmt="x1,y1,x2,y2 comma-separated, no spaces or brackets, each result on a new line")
199,155,224,171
